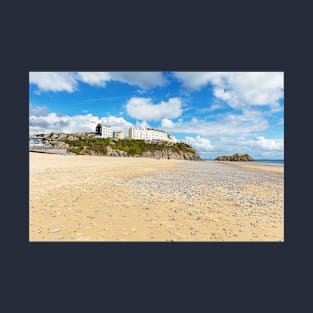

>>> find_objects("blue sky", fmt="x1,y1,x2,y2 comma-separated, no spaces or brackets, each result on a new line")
29,72,284,159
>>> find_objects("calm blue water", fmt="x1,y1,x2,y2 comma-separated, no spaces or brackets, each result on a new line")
252,160,284,166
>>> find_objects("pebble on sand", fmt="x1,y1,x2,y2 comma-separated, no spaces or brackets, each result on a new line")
51,228,62,233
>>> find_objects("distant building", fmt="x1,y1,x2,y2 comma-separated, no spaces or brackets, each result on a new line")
168,135,177,143
128,127,171,142
113,131,125,140
95,123,102,136
29,137,50,147
101,125,113,138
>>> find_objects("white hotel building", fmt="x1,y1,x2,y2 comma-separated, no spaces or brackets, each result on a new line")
101,126,114,138
128,127,176,142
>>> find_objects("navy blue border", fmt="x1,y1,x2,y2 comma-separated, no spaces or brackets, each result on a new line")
2,1,311,312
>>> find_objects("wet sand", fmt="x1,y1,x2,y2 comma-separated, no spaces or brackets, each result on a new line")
29,153,284,242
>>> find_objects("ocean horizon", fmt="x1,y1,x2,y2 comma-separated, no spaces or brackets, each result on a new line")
252,160,284,166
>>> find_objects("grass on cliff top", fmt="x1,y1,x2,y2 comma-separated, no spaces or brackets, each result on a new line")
62,137,196,155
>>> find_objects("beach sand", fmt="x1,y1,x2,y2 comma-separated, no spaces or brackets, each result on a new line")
29,153,284,242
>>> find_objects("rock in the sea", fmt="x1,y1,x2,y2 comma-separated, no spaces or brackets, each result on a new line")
215,153,254,161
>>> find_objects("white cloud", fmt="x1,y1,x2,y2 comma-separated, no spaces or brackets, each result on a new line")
174,72,284,109
174,72,223,90
76,72,111,86
161,118,175,128
126,97,183,121
185,136,214,152
29,112,132,136
29,113,98,134
161,110,269,137
160,110,283,158
184,135,284,159
110,72,166,89
200,135,284,159
29,72,78,93
30,72,167,93
253,136,283,151
135,120,151,129
100,116,133,136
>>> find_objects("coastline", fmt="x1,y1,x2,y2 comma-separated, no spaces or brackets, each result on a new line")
30,152,284,241
208,160,284,173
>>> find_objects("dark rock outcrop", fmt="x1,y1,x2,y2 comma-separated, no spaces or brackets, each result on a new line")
215,153,254,161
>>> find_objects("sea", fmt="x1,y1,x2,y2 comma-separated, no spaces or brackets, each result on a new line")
204,159,284,166
252,160,284,166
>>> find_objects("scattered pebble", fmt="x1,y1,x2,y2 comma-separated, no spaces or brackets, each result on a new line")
51,228,62,233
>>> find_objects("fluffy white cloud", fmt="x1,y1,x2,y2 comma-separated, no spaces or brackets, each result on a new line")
76,72,111,86
100,116,133,136
161,110,269,136
29,112,132,136
29,113,98,134
29,72,78,93
174,72,284,109
253,136,283,151
161,118,175,128
126,97,183,121
185,136,214,152
109,72,166,89
199,135,284,159
174,72,223,90
135,120,151,129
30,72,167,92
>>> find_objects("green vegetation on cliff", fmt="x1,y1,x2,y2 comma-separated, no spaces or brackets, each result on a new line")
62,136,197,157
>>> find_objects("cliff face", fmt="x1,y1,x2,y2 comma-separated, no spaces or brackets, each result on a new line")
215,153,254,161
97,145,201,160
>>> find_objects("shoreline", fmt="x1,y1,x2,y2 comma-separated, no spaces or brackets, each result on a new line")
210,161,283,173
30,153,284,241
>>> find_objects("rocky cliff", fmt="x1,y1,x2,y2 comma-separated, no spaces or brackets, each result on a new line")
215,153,254,161
32,133,201,161
105,146,201,160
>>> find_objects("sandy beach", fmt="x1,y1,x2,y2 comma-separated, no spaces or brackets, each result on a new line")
29,153,284,241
